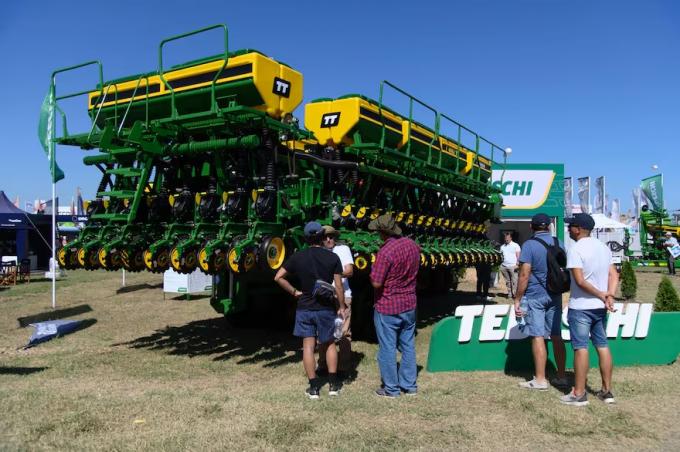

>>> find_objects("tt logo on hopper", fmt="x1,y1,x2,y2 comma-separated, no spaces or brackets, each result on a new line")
321,112,341,128
273,77,291,97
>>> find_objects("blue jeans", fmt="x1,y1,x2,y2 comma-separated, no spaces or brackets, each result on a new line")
520,294,562,338
374,309,417,396
568,308,608,350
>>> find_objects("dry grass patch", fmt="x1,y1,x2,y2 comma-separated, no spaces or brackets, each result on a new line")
1,270,679,451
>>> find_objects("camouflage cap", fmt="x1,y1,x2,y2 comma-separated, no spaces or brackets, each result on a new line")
368,213,402,236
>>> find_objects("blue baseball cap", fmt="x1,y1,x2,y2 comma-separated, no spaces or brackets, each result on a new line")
531,213,551,226
303,221,323,237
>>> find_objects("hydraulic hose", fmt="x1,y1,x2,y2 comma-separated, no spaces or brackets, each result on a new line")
293,151,359,170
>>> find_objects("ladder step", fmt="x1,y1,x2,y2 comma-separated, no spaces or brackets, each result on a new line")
97,190,137,198
90,213,128,221
106,168,143,177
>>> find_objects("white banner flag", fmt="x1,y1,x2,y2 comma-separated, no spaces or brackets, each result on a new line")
577,177,590,214
611,198,620,222
594,176,605,214
564,177,573,217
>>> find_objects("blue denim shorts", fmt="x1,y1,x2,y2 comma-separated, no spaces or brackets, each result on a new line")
568,308,608,350
520,294,562,338
293,309,335,343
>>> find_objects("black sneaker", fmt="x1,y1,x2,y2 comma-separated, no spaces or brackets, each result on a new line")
596,389,616,404
329,382,342,396
306,386,320,400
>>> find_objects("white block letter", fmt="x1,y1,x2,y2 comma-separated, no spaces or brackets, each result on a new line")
479,305,509,342
606,303,639,338
455,305,484,342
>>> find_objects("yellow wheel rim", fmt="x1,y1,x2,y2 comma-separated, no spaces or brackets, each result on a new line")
228,248,240,273
420,253,427,267
78,248,86,266
341,204,353,217
266,237,286,270
143,250,153,270
170,248,182,271
355,256,368,270
198,248,210,272
58,248,67,266
98,248,108,268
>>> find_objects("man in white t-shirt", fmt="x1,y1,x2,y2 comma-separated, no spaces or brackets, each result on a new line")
318,225,354,374
499,232,521,298
663,232,678,275
560,213,619,407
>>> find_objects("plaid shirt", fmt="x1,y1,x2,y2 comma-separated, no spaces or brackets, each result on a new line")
370,236,420,314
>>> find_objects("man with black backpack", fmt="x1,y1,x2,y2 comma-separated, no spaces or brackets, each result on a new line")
274,221,346,399
514,213,568,390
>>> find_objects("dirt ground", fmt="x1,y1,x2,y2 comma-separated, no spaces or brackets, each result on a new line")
1,269,679,451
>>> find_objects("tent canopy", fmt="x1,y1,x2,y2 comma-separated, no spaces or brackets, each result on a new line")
0,190,32,229
591,213,627,230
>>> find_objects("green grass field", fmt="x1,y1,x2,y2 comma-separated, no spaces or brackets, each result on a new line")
1,270,679,451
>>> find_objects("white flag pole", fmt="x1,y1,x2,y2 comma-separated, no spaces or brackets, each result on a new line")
51,95,56,310
51,183,56,309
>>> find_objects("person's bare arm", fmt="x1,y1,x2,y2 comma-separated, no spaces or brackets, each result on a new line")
334,273,346,315
605,264,619,312
342,263,353,279
513,262,531,316
274,267,301,298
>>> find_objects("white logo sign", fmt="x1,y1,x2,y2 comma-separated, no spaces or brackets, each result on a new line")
491,170,555,210
272,77,291,98
321,112,341,128
454,303,652,342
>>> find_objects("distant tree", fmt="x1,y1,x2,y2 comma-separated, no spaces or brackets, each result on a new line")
620,261,637,300
655,276,680,312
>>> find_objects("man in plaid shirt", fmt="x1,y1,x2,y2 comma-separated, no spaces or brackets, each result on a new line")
369,213,420,397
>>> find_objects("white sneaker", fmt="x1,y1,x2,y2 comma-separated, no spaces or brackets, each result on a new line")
518,378,549,390
560,390,589,406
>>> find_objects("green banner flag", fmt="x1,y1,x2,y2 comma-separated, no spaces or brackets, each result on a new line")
641,174,663,211
37,87,65,183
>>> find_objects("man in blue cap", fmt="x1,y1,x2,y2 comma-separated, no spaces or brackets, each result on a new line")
274,221,346,399
514,213,568,390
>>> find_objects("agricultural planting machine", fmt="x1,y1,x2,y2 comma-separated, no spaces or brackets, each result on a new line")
50,25,509,317
629,205,680,266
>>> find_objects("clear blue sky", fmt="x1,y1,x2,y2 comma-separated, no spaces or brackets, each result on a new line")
1,0,679,214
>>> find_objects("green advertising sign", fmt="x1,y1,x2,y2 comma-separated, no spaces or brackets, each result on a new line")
641,174,664,211
427,303,680,372
491,163,564,218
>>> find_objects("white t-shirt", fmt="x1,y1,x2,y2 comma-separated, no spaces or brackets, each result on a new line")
332,244,353,299
567,237,613,310
500,241,521,267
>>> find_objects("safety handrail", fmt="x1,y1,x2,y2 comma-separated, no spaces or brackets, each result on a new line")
117,75,151,134
378,80,439,159
89,83,119,140
50,60,103,140
158,24,229,119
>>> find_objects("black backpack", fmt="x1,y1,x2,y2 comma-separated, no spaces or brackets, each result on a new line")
530,237,571,294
